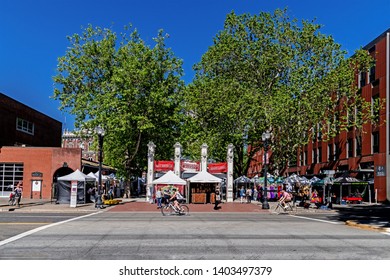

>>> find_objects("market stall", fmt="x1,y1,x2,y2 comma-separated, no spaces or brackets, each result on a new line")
187,171,222,204
152,170,187,200
57,169,96,204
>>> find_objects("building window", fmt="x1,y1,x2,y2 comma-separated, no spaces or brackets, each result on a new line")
359,72,367,88
0,163,24,196
318,148,322,163
313,148,317,164
373,132,379,153
304,151,308,166
334,143,340,160
347,138,353,158
16,118,34,135
356,136,362,156
369,65,376,83
328,144,333,161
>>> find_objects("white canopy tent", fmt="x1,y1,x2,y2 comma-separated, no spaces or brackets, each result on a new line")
56,169,96,204
187,171,222,203
87,172,98,180
152,170,186,185
58,169,96,182
187,171,222,183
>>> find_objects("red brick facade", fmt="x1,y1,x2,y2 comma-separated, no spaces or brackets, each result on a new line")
248,29,390,202
0,146,81,199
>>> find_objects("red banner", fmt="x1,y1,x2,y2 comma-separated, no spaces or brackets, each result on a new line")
154,161,174,172
208,162,227,173
181,160,200,172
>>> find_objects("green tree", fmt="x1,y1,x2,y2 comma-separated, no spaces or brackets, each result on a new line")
53,25,184,178
182,9,379,176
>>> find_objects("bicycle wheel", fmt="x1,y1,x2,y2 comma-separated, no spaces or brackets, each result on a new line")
271,203,285,214
179,205,189,216
161,205,174,216
286,202,297,214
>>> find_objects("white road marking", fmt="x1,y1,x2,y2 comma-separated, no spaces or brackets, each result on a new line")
0,212,100,247
290,215,342,225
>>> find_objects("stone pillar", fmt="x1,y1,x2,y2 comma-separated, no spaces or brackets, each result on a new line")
147,141,156,202
226,143,234,202
174,142,182,177
201,143,208,172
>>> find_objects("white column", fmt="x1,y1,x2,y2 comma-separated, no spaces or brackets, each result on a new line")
174,142,182,177
147,141,156,202
227,143,234,202
201,143,208,172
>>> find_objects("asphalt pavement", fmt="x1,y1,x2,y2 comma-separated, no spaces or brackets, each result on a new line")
1,196,389,232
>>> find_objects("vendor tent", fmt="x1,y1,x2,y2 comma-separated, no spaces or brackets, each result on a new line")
57,169,96,204
188,171,222,183
87,172,98,179
152,170,186,185
332,174,369,203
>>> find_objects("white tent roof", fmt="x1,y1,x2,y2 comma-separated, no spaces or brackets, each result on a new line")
95,171,109,180
58,169,96,182
152,170,186,185
187,171,222,183
87,172,98,179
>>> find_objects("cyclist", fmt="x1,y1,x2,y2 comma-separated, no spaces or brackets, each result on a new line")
169,189,184,211
278,188,292,210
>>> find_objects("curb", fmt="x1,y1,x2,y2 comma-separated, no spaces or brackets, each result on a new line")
345,220,390,233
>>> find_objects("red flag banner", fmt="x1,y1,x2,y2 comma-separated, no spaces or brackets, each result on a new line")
208,162,227,173
154,161,174,172
181,160,200,172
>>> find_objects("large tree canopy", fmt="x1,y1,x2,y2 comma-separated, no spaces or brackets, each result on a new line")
53,25,184,178
181,9,378,176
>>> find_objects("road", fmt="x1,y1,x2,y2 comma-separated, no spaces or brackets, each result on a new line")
1,210,389,260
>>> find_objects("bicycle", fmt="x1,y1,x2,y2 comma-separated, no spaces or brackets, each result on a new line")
8,193,21,207
161,201,189,216
271,200,297,215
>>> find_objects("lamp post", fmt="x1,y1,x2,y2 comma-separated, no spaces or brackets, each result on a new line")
262,131,271,209
95,126,105,209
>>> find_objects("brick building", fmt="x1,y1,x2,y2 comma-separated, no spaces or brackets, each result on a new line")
0,92,62,147
0,146,81,198
248,29,390,202
0,92,83,199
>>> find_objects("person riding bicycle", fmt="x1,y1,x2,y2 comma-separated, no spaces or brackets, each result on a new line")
169,189,184,211
278,188,292,210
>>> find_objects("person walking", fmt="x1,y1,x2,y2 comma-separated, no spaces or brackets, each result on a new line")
156,188,162,208
14,181,23,206
240,187,245,203
246,188,252,203
214,190,221,210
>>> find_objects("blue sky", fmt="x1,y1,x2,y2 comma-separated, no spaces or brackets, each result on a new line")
1,0,389,130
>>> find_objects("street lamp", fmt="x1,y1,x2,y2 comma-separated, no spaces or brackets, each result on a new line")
262,131,271,209
95,126,105,209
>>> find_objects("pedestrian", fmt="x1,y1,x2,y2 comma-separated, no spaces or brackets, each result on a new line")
246,188,252,203
253,188,258,202
214,190,221,210
240,187,245,203
14,181,23,206
156,188,162,208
